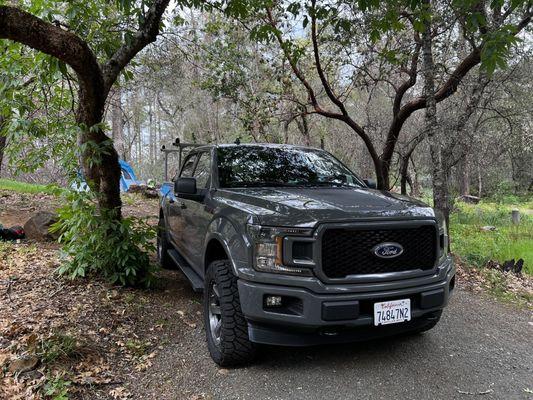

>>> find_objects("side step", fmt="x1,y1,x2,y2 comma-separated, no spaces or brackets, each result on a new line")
168,249,204,293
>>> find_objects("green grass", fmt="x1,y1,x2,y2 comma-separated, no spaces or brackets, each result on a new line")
0,178,60,195
450,200,533,275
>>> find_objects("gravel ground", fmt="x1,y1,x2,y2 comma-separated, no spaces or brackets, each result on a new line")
127,271,533,400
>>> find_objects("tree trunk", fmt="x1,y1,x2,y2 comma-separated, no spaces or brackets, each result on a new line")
457,156,470,195
0,116,6,177
76,80,123,217
421,1,450,229
400,154,410,195
111,87,127,162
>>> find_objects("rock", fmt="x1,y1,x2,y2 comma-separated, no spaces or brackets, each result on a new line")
23,211,59,241
458,195,480,204
8,355,39,374
480,226,496,231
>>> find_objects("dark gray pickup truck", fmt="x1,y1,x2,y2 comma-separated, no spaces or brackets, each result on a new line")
157,143,455,366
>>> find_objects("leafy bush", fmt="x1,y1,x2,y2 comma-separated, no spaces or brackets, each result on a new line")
450,201,533,275
488,180,527,204
51,191,157,286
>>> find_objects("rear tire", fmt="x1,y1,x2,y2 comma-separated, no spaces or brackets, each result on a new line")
157,217,174,269
204,260,255,366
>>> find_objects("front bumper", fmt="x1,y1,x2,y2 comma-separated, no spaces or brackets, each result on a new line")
238,258,455,346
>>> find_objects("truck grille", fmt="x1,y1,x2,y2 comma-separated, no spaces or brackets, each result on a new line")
321,225,437,278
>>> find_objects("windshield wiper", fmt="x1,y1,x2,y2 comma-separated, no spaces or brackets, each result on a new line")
228,181,299,188
301,181,359,188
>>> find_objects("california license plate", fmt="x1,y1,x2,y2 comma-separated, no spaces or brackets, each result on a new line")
374,299,411,326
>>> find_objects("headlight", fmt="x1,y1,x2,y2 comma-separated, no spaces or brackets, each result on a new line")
246,224,313,276
435,211,449,257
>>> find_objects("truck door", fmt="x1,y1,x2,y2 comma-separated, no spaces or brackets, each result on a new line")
168,153,197,252
179,150,213,276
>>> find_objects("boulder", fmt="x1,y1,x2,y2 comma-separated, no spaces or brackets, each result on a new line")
23,211,59,241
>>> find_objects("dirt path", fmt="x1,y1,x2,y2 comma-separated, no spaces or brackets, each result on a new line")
125,271,533,400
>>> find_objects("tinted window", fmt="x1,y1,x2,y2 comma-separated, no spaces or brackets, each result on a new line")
217,146,363,188
194,152,211,189
180,155,197,178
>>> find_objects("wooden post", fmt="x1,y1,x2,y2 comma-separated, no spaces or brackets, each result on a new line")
511,209,520,225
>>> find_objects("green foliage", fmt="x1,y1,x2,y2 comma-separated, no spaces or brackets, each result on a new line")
450,201,533,274
51,191,157,287
487,180,530,204
0,178,61,195
39,333,78,364
43,374,71,400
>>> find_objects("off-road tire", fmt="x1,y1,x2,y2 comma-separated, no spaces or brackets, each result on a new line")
204,260,255,366
157,217,174,269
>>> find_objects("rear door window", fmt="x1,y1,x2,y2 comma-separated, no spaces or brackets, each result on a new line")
179,154,197,178
193,152,211,189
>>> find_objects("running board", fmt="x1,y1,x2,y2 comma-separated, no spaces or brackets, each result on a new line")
168,249,204,293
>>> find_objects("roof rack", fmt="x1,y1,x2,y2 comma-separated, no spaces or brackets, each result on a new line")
161,138,203,181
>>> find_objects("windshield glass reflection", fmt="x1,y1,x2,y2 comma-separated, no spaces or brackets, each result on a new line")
217,146,364,189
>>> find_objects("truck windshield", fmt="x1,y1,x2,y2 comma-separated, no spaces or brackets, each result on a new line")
217,146,364,188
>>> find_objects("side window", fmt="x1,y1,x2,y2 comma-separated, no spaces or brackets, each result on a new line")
194,152,211,189
179,154,197,178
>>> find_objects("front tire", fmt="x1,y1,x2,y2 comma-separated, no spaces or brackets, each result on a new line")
204,260,255,366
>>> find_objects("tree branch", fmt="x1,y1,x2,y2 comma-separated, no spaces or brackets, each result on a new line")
0,5,104,121
102,0,170,93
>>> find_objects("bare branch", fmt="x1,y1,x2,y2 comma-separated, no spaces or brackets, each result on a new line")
102,0,170,93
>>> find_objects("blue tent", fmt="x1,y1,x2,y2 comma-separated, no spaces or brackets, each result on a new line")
72,160,141,192
119,160,141,192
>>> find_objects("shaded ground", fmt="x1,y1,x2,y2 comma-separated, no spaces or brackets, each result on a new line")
1,190,532,399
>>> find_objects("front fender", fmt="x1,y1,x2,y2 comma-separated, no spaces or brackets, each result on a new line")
204,216,252,276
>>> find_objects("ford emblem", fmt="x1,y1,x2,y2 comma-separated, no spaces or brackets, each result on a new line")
372,242,404,259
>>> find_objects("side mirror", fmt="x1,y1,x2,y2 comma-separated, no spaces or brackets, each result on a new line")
175,177,197,194
364,179,377,189
174,177,205,202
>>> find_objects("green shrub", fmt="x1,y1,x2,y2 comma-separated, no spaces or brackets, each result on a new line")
450,201,533,275
51,191,157,286
39,333,78,363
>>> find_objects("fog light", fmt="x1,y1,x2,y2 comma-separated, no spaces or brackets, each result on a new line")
265,295,283,307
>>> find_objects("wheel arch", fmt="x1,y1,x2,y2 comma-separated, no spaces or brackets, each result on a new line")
204,216,250,276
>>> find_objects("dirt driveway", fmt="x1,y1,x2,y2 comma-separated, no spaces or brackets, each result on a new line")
125,271,533,400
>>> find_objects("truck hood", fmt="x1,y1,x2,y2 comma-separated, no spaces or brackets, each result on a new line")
215,187,436,227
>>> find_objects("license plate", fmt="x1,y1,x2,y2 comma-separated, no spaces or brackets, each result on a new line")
374,299,411,326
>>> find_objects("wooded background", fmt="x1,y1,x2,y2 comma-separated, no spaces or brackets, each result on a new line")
1,0,532,204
